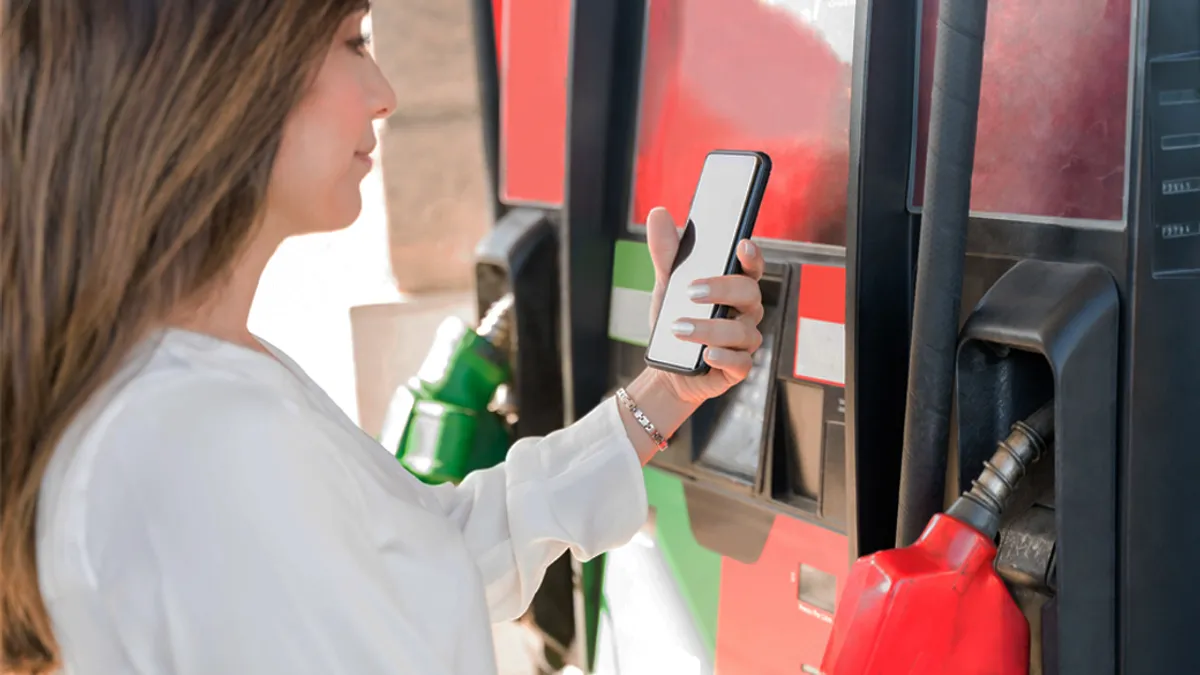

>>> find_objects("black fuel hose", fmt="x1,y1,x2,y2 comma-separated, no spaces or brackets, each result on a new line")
946,401,1055,539
896,0,990,547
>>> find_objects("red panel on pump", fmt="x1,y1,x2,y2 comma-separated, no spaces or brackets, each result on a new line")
716,516,849,674
499,0,570,206
492,0,504,60
794,264,846,387
912,0,1132,222
631,0,857,246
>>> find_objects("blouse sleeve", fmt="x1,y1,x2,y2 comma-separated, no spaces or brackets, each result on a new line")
419,395,650,621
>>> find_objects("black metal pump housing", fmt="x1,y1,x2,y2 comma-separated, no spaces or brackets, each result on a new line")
953,259,1119,675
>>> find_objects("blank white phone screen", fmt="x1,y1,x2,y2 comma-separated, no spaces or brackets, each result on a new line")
647,152,760,371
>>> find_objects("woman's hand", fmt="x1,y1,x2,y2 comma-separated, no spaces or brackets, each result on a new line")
645,206,766,404
616,207,766,464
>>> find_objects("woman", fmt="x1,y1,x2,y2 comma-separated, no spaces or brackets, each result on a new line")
0,1,766,673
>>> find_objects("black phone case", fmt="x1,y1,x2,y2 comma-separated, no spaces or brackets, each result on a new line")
644,150,772,376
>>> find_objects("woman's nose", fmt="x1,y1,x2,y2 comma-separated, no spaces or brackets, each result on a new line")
370,64,398,121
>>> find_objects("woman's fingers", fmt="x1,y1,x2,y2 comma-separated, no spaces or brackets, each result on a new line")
670,317,762,352
736,239,765,281
704,347,753,382
687,275,764,324
646,207,681,286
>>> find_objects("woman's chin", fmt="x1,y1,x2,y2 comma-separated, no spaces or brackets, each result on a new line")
333,200,363,231
314,195,364,235
269,183,366,238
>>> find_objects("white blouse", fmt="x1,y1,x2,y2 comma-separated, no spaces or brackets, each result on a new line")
36,329,648,674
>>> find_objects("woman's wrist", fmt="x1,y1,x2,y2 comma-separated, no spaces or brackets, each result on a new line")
617,369,698,465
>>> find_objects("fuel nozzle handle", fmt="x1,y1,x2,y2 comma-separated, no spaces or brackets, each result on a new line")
476,293,514,354
946,402,1055,539
409,293,515,411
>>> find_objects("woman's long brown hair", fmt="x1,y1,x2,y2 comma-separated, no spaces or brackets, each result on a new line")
1,1,367,670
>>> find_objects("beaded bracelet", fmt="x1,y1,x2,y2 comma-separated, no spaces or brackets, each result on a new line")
616,387,669,452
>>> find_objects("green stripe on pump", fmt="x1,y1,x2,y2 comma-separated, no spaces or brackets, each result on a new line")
612,240,656,292
610,240,655,345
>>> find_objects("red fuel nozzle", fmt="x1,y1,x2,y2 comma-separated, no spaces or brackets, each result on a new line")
820,514,1028,675
820,403,1053,675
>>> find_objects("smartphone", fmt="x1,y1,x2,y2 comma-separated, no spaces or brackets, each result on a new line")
645,150,771,376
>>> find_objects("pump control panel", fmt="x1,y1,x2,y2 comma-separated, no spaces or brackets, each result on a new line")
1150,55,1200,276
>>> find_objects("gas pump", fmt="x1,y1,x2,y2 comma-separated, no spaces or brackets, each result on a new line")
386,0,1200,671
592,0,1179,670
833,0,1196,673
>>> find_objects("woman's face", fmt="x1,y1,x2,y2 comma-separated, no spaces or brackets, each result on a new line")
267,12,396,236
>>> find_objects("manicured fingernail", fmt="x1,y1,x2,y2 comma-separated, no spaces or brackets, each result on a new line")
742,240,758,256
687,284,710,300
671,320,695,336
706,347,727,361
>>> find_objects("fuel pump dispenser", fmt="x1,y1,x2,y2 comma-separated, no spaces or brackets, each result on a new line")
823,0,1121,671
389,0,1200,669
382,204,581,671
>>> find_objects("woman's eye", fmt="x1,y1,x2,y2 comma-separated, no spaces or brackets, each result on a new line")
347,33,372,55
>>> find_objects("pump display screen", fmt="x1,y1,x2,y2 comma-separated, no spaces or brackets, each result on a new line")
911,0,1132,223
629,0,857,246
